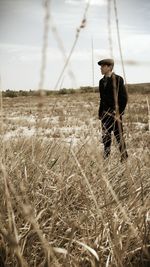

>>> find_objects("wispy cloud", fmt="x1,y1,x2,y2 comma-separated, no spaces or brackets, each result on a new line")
65,0,106,6
0,43,62,63
65,0,81,5
86,0,106,6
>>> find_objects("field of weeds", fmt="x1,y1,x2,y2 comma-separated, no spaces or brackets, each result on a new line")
0,92,150,266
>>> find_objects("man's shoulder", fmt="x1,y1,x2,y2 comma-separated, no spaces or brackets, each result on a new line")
112,73,123,81
99,77,104,82
99,78,103,86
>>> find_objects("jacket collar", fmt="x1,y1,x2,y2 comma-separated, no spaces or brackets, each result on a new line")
104,71,113,78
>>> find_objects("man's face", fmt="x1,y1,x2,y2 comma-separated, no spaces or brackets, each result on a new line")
100,64,111,75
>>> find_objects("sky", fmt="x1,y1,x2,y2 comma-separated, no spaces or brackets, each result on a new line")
0,0,150,90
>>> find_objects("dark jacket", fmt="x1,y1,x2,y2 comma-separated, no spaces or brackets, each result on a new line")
99,73,128,118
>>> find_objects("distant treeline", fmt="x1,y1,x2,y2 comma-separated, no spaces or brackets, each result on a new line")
2,83,150,98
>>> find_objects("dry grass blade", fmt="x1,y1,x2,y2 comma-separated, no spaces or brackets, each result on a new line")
53,247,67,256
70,148,103,220
38,0,51,90
106,253,111,267
74,240,99,262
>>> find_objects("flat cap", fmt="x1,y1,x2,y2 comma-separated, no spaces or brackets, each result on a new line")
98,58,114,66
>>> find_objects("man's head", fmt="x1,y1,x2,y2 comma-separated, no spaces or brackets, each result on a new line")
98,58,114,75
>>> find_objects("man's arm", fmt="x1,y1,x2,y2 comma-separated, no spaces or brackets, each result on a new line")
118,77,128,115
98,80,103,119
99,102,103,119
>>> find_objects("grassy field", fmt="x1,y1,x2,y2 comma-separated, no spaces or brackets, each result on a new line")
0,91,150,266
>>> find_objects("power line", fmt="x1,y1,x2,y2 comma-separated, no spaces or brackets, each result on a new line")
91,37,95,90
107,0,113,58
54,0,91,90
51,16,77,88
113,0,127,84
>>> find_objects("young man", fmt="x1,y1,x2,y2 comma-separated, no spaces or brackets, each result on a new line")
98,58,128,162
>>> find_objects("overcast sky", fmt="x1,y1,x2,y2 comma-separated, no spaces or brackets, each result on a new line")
0,0,150,90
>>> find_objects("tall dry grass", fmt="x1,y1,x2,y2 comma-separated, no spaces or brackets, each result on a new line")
0,92,150,266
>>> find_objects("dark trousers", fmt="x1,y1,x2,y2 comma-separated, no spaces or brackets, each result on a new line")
101,114,128,160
